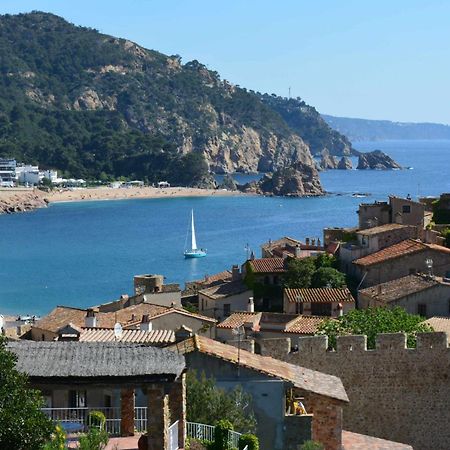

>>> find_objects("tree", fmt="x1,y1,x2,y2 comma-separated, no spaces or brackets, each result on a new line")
311,267,346,288
316,307,434,350
186,370,256,433
0,337,53,449
283,257,316,288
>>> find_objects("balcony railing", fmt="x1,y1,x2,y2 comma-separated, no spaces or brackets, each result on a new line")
169,420,179,450
41,407,147,436
186,421,244,448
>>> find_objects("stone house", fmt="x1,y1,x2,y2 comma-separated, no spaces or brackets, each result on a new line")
8,341,187,450
216,311,327,344
352,239,450,288
30,303,216,341
261,236,325,259
358,273,450,317
198,279,252,322
358,195,425,230
339,223,418,273
256,332,445,450
171,334,349,450
283,288,355,316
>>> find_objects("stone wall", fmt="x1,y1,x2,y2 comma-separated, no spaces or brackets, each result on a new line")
259,332,450,450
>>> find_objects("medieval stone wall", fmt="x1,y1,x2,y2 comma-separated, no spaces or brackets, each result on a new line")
258,332,450,450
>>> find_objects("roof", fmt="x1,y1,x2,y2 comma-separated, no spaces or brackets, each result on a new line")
359,274,440,303
193,270,232,286
217,312,326,335
148,307,216,323
34,304,214,334
423,317,450,339
284,288,354,303
357,223,413,236
248,258,286,273
261,236,302,250
199,279,250,300
79,328,175,344
342,430,413,450
172,335,348,403
8,341,185,379
353,239,426,267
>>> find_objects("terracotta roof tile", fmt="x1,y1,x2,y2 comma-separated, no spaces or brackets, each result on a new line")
172,335,349,402
199,280,250,300
193,270,232,286
342,430,413,449
359,274,439,303
79,328,175,344
357,223,413,236
216,312,261,329
284,315,328,334
284,288,354,303
353,239,427,267
423,317,450,339
248,258,286,273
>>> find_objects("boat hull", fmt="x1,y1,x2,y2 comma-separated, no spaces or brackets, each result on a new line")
184,250,207,258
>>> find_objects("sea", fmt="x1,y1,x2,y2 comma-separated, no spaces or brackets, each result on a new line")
0,140,449,316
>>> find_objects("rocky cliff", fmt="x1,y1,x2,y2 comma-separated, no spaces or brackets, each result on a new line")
0,191,48,214
357,150,402,170
337,156,353,170
0,12,358,194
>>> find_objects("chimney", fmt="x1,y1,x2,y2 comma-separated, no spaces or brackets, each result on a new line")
140,314,153,332
337,302,344,317
311,238,316,247
85,308,98,328
317,238,321,247
294,245,301,258
231,265,241,281
305,237,310,246
248,296,255,313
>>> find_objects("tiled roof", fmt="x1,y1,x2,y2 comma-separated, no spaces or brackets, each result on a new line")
261,236,301,250
34,304,214,334
193,270,232,286
357,223,412,236
284,288,354,303
353,239,427,267
79,328,175,344
216,312,261,329
359,274,439,303
9,341,185,379
199,279,250,300
148,307,217,323
423,317,450,339
172,335,349,402
248,258,286,273
283,315,328,334
342,430,413,449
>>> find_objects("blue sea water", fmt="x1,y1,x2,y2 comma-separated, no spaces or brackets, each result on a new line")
0,140,449,316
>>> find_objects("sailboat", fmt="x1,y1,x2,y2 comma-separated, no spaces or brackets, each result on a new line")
184,210,207,258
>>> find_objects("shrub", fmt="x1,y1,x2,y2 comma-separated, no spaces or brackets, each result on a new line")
87,410,106,430
300,441,324,450
238,433,259,450
213,420,233,450
78,427,108,450
42,423,66,450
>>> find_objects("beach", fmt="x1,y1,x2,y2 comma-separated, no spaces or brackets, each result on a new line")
0,186,243,212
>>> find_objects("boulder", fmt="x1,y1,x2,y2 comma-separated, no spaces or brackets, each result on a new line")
357,150,402,170
337,156,353,170
320,150,338,170
219,174,238,191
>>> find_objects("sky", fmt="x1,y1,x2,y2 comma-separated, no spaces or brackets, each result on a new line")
1,0,449,124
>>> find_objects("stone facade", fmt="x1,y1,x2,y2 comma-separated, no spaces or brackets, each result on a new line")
258,332,450,450
120,388,135,436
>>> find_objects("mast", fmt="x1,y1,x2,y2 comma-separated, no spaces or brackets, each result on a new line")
191,209,197,250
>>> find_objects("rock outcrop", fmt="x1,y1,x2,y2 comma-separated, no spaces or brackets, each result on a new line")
337,156,353,170
319,150,338,170
219,174,238,191
0,191,48,214
241,162,324,197
357,150,402,170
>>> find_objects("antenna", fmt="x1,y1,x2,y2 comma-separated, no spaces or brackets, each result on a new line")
288,87,291,99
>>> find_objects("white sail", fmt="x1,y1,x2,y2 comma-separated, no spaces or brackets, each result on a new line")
191,210,197,250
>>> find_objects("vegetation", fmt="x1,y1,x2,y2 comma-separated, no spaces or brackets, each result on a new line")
432,198,450,224
78,428,108,450
0,12,351,184
284,255,346,289
316,307,434,349
442,228,450,248
300,441,324,450
213,420,234,450
87,410,106,430
0,337,53,450
238,434,259,450
187,371,256,433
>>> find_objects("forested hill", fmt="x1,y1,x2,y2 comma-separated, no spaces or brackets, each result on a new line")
322,114,450,142
0,12,352,185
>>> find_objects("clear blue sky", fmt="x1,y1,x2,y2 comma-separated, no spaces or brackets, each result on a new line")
1,0,449,124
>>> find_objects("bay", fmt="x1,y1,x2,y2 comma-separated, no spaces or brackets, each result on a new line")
0,140,449,316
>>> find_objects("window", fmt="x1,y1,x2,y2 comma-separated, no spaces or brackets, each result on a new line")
402,205,411,213
295,303,304,314
417,304,427,317
69,390,87,408
223,304,231,317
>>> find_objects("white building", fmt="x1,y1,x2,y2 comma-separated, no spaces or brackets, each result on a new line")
16,165,40,185
0,158,16,187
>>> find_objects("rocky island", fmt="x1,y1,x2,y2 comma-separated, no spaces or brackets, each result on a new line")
357,150,402,170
